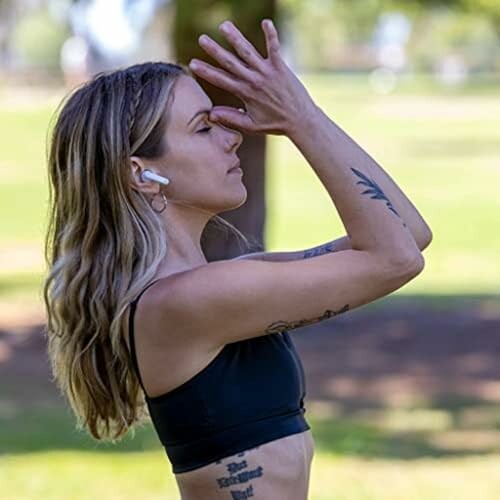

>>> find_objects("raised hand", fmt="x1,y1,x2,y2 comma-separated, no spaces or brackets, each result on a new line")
188,19,317,137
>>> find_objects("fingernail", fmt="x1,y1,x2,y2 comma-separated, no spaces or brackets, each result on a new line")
220,21,230,33
189,59,199,69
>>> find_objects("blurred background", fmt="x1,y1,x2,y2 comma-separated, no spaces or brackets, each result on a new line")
1,0,499,498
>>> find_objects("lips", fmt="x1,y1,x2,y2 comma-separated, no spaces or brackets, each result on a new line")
227,160,241,173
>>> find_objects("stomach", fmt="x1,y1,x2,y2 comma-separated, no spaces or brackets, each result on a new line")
175,429,315,500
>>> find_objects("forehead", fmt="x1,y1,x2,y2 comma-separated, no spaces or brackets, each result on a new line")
168,75,213,132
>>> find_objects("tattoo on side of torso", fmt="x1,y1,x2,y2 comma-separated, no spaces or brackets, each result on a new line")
214,447,263,499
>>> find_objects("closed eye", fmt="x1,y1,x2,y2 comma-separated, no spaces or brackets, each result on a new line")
197,126,212,133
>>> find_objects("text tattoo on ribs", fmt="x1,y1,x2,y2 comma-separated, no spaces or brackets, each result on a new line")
214,447,263,499
265,304,350,334
350,167,407,228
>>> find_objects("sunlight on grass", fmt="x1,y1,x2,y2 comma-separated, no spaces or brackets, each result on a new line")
309,453,500,500
1,75,499,500
265,75,500,296
2,451,179,500
3,446,500,499
1,75,500,301
3,406,500,498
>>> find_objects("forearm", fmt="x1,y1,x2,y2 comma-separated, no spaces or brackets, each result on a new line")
287,103,423,263
307,166,433,253
295,106,431,250
362,158,432,250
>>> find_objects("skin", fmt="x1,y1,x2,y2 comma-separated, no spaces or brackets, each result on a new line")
124,78,316,494
125,17,429,496
128,73,245,277
125,19,317,499
174,431,315,500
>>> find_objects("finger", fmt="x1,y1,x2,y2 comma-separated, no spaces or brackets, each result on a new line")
219,20,266,72
262,19,281,64
198,34,256,82
210,106,255,132
189,59,242,97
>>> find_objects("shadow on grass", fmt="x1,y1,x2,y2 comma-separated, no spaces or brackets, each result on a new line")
2,397,499,459
0,407,163,454
308,395,500,460
1,293,500,460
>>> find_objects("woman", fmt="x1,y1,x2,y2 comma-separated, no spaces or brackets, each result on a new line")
44,18,431,500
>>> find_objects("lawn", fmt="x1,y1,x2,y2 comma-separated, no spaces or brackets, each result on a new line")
1,73,499,303
2,407,500,499
1,72,499,499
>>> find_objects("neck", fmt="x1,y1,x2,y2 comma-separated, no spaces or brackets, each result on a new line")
154,200,211,277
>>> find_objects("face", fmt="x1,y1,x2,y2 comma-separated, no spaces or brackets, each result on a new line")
157,74,246,215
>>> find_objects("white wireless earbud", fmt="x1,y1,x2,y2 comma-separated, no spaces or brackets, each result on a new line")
141,169,170,186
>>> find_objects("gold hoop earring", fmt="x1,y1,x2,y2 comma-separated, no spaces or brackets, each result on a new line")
151,192,168,213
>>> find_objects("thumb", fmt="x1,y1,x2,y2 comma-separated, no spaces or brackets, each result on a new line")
209,106,253,132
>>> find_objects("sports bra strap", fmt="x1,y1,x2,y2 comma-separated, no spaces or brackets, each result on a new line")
128,279,162,394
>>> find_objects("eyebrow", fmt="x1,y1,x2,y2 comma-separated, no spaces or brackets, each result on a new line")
187,108,212,127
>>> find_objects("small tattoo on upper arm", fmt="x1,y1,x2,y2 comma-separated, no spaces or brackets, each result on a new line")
265,304,350,334
350,167,408,228
303,242,337,258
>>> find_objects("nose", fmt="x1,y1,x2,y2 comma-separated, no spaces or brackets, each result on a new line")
220,124,243,153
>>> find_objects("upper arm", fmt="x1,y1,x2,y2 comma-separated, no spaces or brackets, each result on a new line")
235,231,432,262
156,249,424,350
233,235,353,262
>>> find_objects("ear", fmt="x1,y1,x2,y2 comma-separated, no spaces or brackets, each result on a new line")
129,156,159,194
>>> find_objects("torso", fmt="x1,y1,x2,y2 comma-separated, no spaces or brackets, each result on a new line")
175,429,314,500
125,275,315,499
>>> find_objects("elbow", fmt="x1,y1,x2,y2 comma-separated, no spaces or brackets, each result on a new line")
419,229,433,252
402,252,425,277
389,253,425,291
372,249,425,289
388,250,425,277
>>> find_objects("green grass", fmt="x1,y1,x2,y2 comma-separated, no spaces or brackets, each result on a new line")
2,404,500,499
4,450,500,499
1,74,500,499
1,74,500,298
265,73,500,295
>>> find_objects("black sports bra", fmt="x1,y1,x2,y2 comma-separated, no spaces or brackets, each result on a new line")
128,278,310,474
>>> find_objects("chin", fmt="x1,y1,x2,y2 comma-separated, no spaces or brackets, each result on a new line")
219,187,247,213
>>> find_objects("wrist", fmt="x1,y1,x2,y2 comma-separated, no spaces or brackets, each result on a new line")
286,101,321,144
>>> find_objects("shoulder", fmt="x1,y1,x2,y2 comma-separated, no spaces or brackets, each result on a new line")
128,273,222,395
131,273,188,344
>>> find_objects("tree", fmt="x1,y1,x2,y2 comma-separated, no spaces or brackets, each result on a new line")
173,0,277,261
463,0,500,34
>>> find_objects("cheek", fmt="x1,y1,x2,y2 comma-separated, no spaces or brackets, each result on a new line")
173,171,215,199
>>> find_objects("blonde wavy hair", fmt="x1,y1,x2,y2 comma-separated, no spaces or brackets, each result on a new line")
43,61,254,442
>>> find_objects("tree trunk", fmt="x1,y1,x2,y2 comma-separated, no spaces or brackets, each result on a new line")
173,0,277,261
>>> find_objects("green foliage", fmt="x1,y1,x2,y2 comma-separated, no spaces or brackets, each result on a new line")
280,0,382,70
11,7,70,69
280,0,499,71
408,9,499,71
463,0,500,32
332,0,383,43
